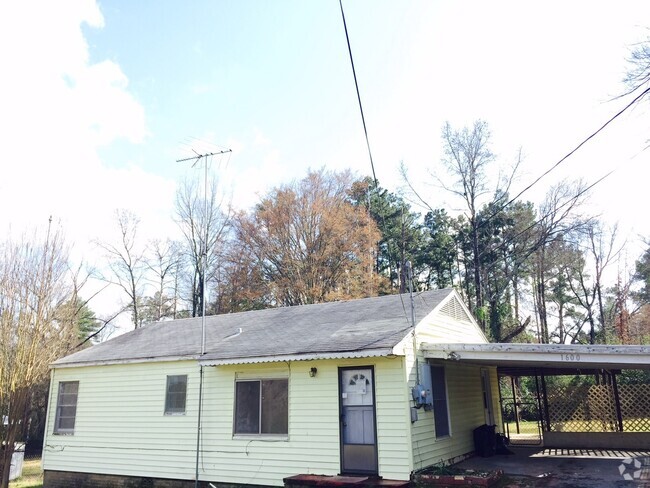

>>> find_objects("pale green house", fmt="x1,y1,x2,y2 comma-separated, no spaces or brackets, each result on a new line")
42,289,501,487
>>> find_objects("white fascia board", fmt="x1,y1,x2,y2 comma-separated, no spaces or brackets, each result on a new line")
199,348,397,366
51,355,200,369
422,343,650,368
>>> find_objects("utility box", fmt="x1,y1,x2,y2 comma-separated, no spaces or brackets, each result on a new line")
9,443,25,481
411,363,434,409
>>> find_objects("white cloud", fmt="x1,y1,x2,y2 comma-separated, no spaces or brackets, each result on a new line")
0,0,175,327
253,128,271,146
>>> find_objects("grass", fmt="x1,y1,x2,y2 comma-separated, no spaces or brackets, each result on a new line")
505,420,541,435
506,418,650,433
8,458,43,488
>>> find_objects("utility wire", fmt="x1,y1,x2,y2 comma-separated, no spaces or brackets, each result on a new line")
338,0,414,324
479,85,650,228
477,170,614,269
339,0,378,187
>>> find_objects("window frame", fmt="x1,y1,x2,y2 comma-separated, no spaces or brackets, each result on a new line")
233,377,289,438
430,365,451,438
164,374,188,415
53,381,79,435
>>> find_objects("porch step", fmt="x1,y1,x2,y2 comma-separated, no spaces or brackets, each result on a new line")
284,474,410,488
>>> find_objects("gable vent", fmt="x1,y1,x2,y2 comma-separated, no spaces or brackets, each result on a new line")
440,296,471,322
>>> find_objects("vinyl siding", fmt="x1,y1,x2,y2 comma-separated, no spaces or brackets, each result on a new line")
43,361,200,480
401,304,501,472
43,356,412,486
415,313,486,345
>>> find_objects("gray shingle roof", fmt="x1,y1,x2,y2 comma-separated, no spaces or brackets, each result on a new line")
54,289,454,367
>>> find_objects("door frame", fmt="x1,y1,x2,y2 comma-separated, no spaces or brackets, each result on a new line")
338,365,379,475
480,368,495,425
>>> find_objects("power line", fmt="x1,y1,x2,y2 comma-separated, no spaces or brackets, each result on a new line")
470,87,650,265
338,0,378,187
337,1,416,323
477,170,614,270
481,85,650,227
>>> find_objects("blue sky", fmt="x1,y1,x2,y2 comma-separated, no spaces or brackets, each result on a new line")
2,0,650,323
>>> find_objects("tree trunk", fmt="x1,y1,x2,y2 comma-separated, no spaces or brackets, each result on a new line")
471,216,483,324
0,389,29,488
596,283,606,343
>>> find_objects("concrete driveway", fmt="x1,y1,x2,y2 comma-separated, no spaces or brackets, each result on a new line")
454,447,650,487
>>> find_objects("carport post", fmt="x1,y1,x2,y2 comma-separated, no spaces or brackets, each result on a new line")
610,371,624,432
511,376,520,434
540,374,551,431
534,374,546,432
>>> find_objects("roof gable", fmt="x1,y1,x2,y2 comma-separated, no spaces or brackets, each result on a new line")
438,294,473,323
410,290,488,345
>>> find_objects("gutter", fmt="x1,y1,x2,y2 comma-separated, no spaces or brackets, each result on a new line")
199,348,398,366
51,347,403,370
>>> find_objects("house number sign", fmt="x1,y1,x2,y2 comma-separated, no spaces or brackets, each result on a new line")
560,353,581,361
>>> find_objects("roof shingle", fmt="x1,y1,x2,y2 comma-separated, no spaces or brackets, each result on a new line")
54,289,454,367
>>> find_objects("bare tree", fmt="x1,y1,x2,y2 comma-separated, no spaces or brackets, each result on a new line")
143,239,182,322
0,227,77,488
95,210,146,328
175,177,232,317
532,181,589,342
440,120,494,316
563,222,623,343
624,36,650,96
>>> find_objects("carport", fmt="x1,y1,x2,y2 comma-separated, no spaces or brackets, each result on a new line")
454,447,650,487
422,343,650,450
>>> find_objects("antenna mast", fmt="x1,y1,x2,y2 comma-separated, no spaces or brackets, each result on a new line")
177,149,232,354
177,147,231,488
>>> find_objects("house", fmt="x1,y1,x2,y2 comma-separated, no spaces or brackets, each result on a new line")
42,289,501,487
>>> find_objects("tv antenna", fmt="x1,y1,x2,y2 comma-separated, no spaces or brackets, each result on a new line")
176,147,231,488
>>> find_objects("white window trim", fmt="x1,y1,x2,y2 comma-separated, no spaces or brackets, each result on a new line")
164,374,188,416
53,381,79,435
232,377,289,437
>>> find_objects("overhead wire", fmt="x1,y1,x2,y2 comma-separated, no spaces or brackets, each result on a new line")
477,170,614,273
442,86,650,321
338,0,378,188
476,85,650,230
469,86,650,280
337,0,412,324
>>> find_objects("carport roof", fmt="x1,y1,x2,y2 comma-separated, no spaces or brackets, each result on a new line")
422,342,650,376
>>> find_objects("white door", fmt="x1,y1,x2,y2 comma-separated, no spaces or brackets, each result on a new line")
339,367,377,474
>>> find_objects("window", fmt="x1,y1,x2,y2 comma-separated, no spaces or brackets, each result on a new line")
165,375,187,414
234,379,288,435
54,381,79,434
430,366,450,438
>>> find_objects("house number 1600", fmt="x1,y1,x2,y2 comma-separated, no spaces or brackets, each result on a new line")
560,353,580,361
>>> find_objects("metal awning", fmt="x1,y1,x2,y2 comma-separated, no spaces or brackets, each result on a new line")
422,343,650,376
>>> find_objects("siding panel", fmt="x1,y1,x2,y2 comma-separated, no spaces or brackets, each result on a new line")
402,314,501,472
43,357,412,486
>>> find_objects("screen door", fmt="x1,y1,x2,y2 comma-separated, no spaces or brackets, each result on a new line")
339,367,378,474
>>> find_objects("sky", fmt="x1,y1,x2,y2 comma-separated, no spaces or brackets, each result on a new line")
2,0,650,330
